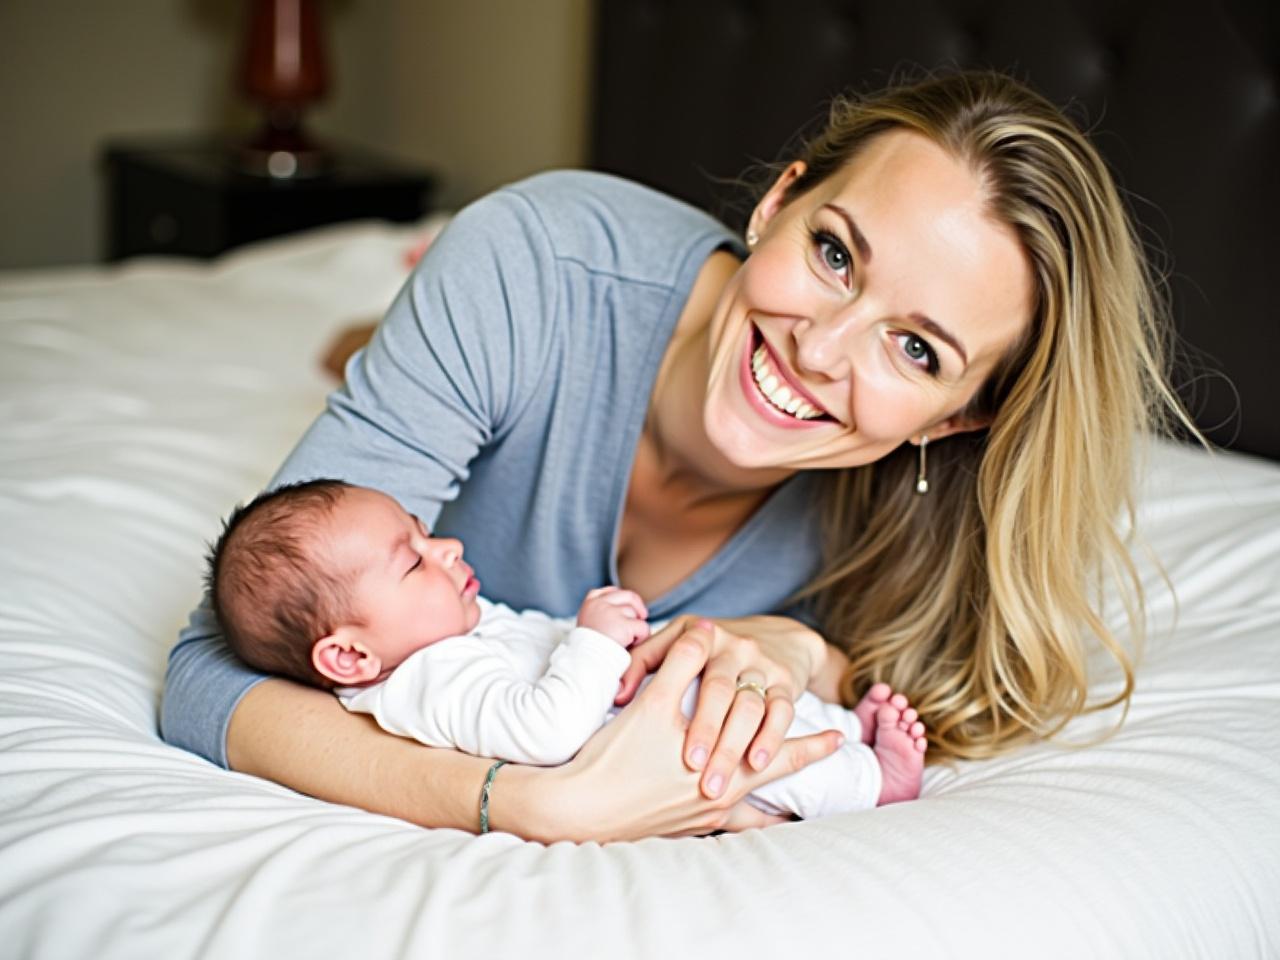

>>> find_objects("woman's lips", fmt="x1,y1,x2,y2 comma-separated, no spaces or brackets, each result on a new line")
738,325,833,428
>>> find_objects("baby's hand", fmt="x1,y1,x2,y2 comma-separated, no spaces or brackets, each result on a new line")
577,586,651,648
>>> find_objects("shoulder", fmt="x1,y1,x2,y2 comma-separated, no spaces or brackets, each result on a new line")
492,170,740,285
420,169,740,299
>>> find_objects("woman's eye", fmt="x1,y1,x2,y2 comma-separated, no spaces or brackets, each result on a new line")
812,230,851,280
894,333,939,374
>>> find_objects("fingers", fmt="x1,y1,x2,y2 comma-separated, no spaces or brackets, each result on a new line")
746,687,795,773
579,587,652,652
695,674,764,798
615,617,690,706
683,635,738,776
584,586,649,619
684,624,798,798
751,729,844,789
636,627,712,706
627,619,651,647
698,676,798,798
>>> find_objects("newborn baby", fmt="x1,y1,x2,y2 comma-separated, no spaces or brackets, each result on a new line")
207,480,927,818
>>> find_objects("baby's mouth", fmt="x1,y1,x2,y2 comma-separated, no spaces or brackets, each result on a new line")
749,328,836,422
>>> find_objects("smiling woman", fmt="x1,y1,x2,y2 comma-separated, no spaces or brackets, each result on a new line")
749,73,1193,759
161,69,1196,840
695,131,1032,474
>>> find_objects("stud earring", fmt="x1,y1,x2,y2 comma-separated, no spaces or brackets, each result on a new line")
746,228,759,248
915,435,929,495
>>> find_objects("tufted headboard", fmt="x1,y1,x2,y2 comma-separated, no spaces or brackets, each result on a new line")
590,0,1279,462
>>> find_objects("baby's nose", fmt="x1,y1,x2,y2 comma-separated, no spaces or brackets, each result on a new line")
432,538,464,564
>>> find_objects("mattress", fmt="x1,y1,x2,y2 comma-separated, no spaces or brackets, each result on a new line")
2,221,1277,959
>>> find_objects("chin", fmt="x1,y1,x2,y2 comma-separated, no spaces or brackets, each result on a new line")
703,403,788,471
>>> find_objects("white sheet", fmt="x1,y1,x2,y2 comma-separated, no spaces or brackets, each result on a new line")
2,222,1277,959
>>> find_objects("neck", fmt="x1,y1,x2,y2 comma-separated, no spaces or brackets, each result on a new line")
644,251,795,502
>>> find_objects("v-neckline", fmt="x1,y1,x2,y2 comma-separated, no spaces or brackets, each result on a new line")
602,246,796,614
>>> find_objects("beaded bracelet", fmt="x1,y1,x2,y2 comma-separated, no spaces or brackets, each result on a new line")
478,759,509,834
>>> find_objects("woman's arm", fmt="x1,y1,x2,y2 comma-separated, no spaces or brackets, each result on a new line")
163,188,551,767
228,631,842,841
228,679,492,829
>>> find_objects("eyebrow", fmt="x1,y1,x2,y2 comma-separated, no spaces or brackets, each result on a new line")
822,203,872,264
911,312,969,367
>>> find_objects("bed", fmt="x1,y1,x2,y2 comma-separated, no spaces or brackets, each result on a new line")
2,2,1278,957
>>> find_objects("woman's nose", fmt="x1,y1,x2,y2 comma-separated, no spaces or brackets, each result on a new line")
793,310,858,380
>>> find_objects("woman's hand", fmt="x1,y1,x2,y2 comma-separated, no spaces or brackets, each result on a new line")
615,614,848,802
495,626,843,842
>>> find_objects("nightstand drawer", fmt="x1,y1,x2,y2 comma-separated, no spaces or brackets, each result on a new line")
109,159,228,258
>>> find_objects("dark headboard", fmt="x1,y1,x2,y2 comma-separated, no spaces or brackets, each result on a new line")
591,0,1280,461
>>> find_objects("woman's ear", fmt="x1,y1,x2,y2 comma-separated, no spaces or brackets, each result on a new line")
915,411,992,445
748,161,807,241
312,630,382,685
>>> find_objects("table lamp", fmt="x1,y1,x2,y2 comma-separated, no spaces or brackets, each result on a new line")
238,0,332,178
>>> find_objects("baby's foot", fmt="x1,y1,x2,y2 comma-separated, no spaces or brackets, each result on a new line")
852,682,895,745
874,702,928,805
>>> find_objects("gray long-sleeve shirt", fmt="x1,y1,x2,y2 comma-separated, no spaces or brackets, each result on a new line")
160,170,825,768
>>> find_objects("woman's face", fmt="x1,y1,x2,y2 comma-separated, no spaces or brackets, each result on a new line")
702,129,1033,473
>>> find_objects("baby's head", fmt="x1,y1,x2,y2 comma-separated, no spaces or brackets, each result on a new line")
207,480,482,689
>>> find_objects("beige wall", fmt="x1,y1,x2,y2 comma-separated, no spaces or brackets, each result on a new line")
0,0,593,268
372,0,595,212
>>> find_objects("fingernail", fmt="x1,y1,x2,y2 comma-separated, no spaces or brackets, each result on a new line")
696,618,714,630
706,774,724,798
752,750,769,769
690,746,708,769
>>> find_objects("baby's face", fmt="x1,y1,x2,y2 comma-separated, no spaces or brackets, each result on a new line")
325,487,482,674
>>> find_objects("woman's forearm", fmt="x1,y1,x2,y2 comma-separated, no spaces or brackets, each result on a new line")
226,651,838,843
228,678,524,832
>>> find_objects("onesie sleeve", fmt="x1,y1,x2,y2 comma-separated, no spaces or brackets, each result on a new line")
160,188,559,768
345,628,632,767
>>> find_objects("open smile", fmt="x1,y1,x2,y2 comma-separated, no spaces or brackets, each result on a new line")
741,326,837,425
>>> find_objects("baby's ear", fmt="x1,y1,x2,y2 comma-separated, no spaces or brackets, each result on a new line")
312,630,382,685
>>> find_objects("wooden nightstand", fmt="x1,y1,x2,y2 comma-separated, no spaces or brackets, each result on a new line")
103,139,435,260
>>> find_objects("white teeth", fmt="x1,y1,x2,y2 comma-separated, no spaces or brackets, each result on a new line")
750,339,826,421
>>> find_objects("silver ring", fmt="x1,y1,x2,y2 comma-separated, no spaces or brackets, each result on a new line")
735,678,768,702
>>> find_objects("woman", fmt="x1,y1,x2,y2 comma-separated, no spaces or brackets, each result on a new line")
163,71,1189,841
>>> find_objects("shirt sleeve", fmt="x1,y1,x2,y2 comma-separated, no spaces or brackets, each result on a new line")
160,187,559,768
344,627,632,767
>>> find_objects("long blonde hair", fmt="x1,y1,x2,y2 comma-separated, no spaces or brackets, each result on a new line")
780,71,1196,761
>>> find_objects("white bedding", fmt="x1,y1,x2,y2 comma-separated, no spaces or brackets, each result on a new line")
2,222,1277,959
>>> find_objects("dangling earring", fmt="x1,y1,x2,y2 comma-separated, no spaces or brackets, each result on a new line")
746,228,759,248
915,435,929,495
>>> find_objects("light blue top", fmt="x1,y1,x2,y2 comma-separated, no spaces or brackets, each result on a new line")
160,171,825,768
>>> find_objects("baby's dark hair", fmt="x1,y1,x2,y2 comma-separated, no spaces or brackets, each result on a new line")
206,478,356,690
